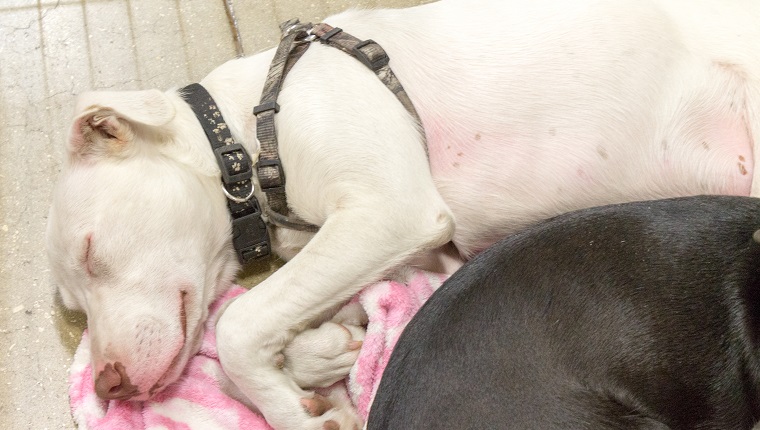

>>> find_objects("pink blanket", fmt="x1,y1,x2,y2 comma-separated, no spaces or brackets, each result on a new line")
69,269,447,429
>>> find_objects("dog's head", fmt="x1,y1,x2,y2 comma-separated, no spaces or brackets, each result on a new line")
46,89,240,400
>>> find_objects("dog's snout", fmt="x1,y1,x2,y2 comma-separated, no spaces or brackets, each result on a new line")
95,362,139,400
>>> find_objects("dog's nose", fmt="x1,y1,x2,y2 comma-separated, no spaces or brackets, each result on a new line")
95,362,139,400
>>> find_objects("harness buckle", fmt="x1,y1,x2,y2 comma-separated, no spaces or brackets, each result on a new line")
231,200,271,263
318,26,343,42
352,39,389,72
213,143,252,184
253,101,280,116
282,20,315,44
257,158,286,192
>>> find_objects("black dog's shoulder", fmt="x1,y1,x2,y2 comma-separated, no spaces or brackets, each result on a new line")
369,195,760,430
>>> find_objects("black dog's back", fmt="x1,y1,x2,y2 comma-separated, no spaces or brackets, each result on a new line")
368,196,760,430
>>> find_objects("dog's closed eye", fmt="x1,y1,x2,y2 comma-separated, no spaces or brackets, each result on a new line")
82,233,110,278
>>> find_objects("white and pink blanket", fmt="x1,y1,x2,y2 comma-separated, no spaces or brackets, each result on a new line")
69,269,447,429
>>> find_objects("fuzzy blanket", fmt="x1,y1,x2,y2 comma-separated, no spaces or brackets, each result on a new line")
69,269,447,429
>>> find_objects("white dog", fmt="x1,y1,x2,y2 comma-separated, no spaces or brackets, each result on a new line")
46,0,760,428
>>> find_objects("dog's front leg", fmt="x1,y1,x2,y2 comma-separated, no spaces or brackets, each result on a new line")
216,203,453,429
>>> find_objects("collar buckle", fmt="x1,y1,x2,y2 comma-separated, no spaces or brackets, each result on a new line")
230,199,271,263
213,143,253,184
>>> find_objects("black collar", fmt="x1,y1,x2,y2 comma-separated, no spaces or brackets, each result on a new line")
180,83,271,264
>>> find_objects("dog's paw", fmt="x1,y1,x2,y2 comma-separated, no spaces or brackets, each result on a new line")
281,321,365,389
301,389,362,430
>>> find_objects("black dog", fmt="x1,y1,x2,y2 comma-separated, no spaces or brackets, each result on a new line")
368,195,760,430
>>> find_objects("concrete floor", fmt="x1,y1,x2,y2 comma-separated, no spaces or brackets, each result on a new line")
0,0,428,428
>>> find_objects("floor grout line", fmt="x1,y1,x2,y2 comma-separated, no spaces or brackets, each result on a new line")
173,0,193,81
80,0,96,90
124,0,143,88
35,0,57,165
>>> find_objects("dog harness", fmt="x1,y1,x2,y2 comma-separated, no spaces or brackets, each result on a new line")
181,19,426,264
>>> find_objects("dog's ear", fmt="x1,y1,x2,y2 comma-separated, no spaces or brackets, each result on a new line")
68,89,175,158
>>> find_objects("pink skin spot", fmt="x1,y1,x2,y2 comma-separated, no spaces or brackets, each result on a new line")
705,115,753,188
738,162,748,175
425,117,474,175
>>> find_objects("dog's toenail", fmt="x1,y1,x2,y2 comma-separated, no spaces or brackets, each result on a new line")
348,340,363,350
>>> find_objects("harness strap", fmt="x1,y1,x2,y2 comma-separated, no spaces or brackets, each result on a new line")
253,19,428,233
311,23,427,157
254,19,320,232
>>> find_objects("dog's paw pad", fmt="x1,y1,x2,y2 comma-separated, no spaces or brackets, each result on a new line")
316,411,361,430
323,420,358,430
323,420,340,430
301,394,333,417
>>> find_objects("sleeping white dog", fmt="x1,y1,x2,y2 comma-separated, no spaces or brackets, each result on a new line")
46,0,760,428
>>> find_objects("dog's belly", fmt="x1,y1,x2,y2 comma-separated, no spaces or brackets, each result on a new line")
407,21,757,257
426,97,754,257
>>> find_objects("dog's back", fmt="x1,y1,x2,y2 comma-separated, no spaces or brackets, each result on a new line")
368,195,760,430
